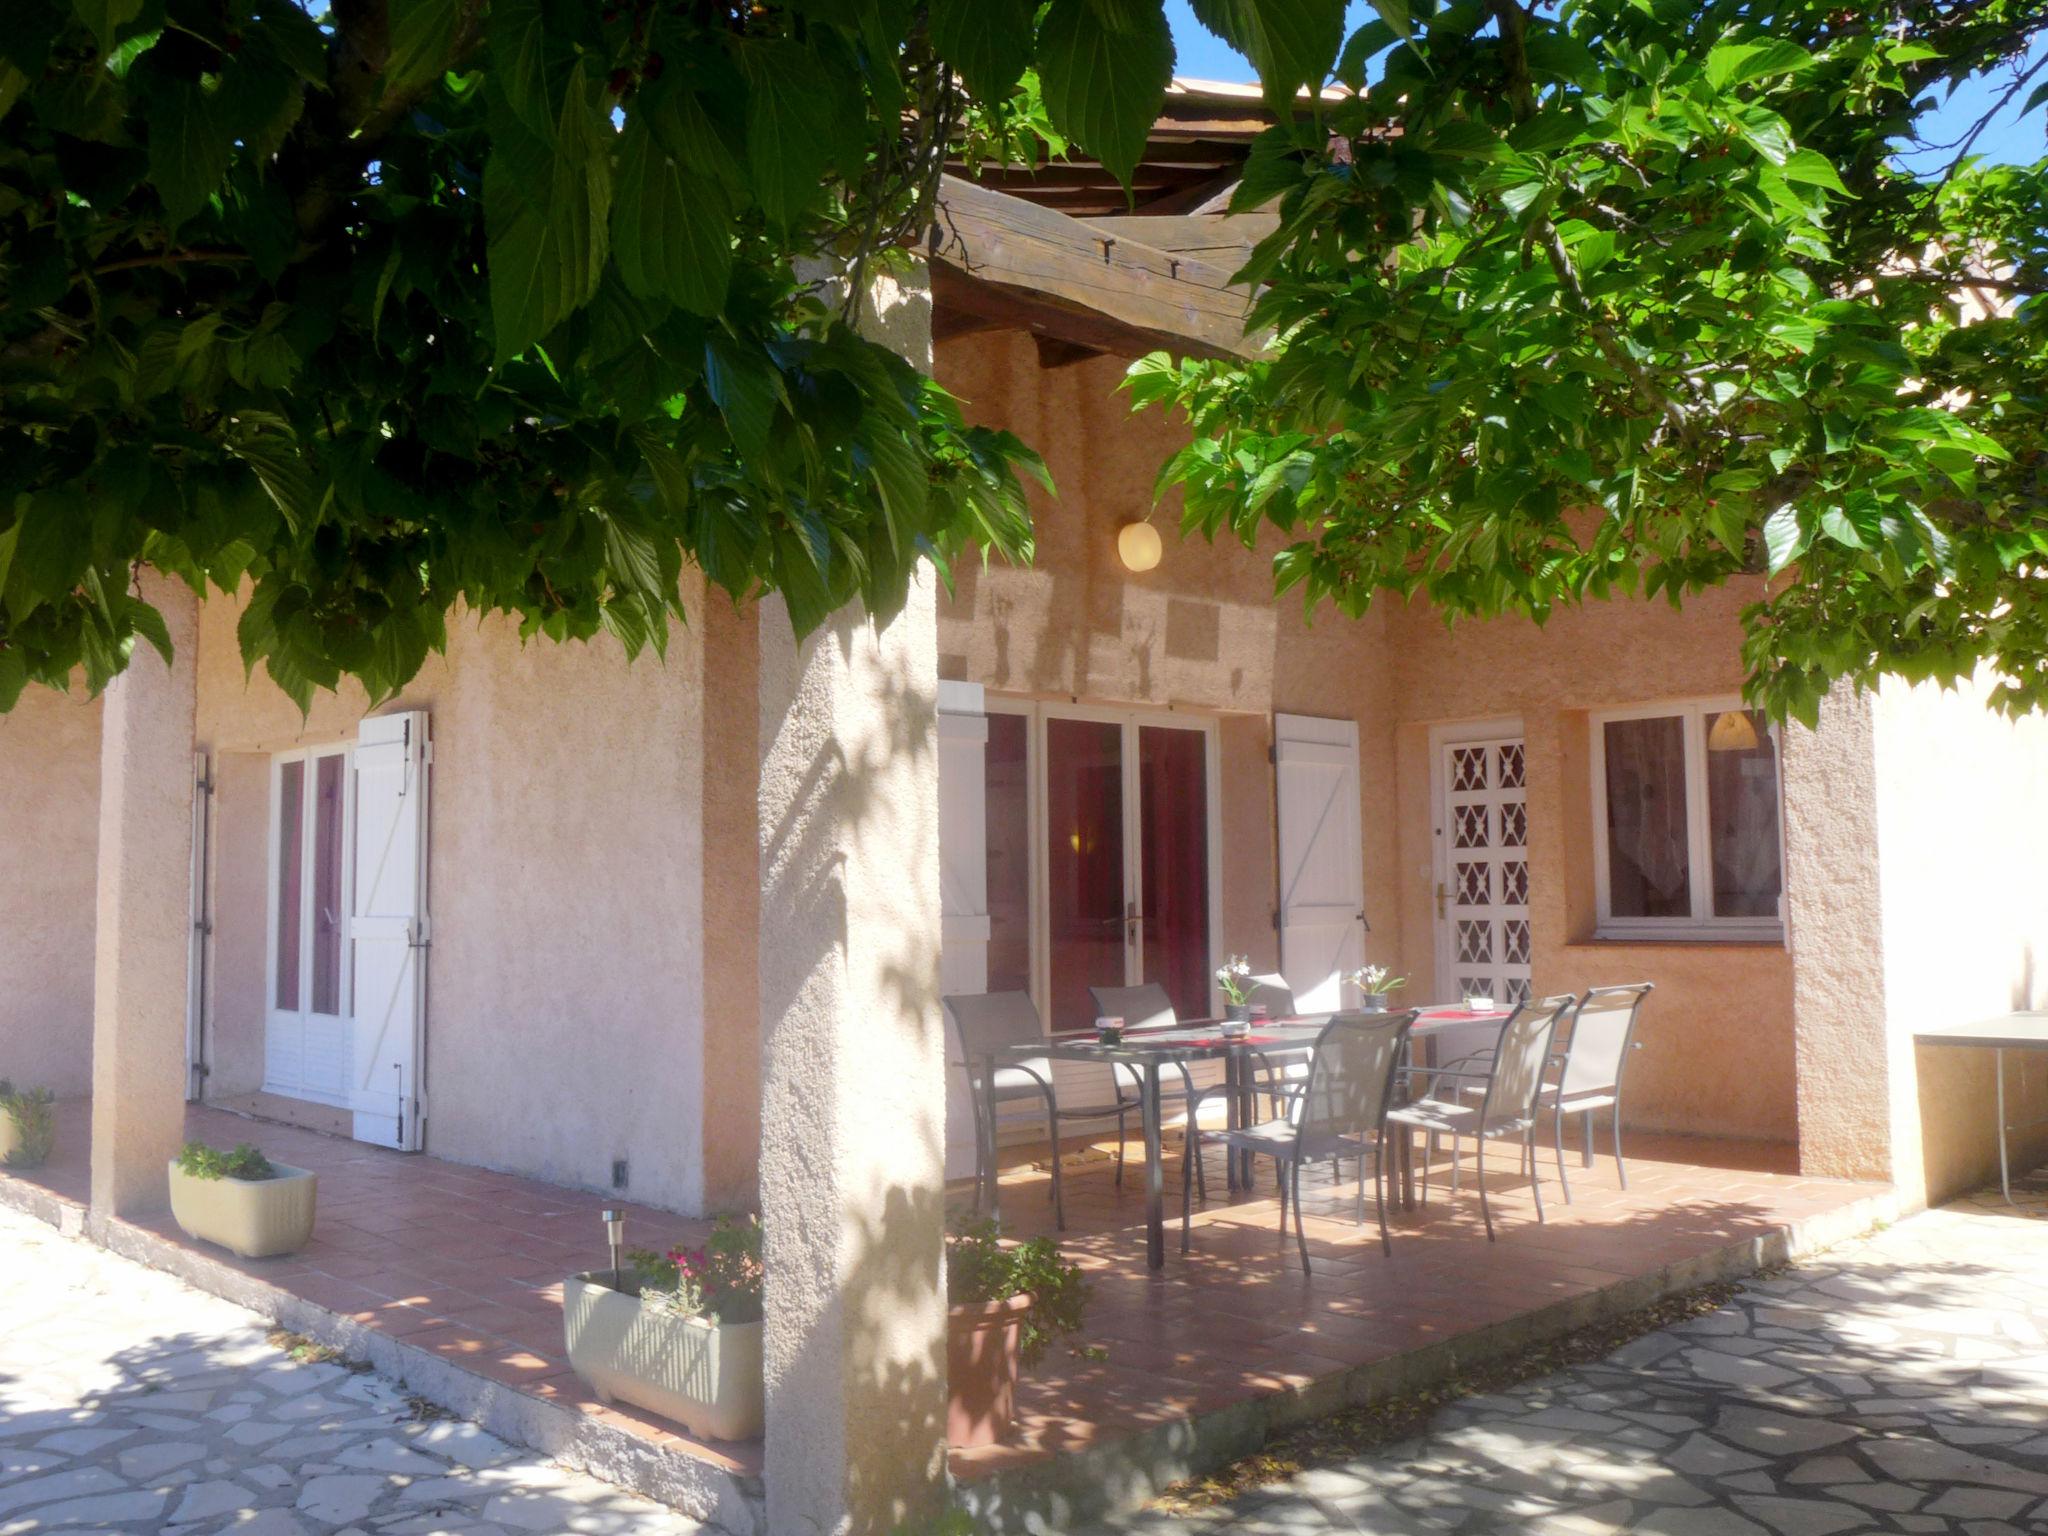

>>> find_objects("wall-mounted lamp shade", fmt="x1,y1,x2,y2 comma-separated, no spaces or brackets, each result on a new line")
1707,710,1762,753
1117,521,1163,572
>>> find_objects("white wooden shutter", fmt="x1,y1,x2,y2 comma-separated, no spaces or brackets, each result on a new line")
349,711,430,1150
937,681,991,996
1275,713,1366,1013
936,681,990,1179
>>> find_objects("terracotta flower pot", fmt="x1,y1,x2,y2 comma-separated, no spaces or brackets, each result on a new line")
946,1291,1032,1448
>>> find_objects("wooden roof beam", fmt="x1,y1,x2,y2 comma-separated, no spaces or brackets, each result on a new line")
928,174,1257,361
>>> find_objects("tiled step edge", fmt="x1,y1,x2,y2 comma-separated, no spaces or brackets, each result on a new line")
0,1171,765,1536
954,1184,1900,1535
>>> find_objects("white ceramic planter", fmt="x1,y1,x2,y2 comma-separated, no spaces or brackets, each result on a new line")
167,1160,318,1259
562,1273,764,1442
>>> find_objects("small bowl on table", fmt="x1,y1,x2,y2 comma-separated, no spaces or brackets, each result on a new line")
1219,1018,1251,1040
1464,994,1496,1015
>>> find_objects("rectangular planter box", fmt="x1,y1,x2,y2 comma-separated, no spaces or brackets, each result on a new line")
562,1273,764,1443
167,1160,318,1259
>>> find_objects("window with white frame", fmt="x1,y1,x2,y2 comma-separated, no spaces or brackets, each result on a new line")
1591,700,1784,940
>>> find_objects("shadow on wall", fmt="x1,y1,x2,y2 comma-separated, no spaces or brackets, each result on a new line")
759,611,953,1534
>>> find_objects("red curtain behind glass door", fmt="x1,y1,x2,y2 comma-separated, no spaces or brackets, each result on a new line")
1139,725,1210,1021
1045,718,1126,1033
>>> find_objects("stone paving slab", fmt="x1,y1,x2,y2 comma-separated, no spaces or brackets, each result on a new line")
1092,1171,2048,1535
0,1204,702,1536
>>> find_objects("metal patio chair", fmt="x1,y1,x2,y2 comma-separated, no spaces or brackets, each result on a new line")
1385,993,1577,1240
945,990,1137,1231
1181,1010,1417,1272
1544,983,1654,1201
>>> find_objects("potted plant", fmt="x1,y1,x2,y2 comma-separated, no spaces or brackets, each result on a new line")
0,1081,55,1169
945,1218,1088,1448
168,1141,317,1259
1347,964,1407,1012
1215,955,1254,1028
563,1214,765,1442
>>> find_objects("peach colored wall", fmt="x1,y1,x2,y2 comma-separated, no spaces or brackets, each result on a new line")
932,334,1407,989
0,684,103,1100
192,585,713,1213
1872,672,2048,1207
1782,686,1892,1183
1381,588,1798,1144
698,596,762,1211
932,333,1799,1148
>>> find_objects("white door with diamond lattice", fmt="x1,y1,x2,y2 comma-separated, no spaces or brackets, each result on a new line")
1433,732,1532,1011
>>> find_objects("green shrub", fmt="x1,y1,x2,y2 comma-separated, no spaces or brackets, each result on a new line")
0,1081,54,1169
947,1218,1089,1367
175,1141,277,1181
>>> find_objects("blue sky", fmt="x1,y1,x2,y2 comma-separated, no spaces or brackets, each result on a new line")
1163,1,2045,170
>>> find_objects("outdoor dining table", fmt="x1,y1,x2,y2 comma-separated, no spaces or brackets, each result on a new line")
1914,1011,2048,1203
982,1003,1514,1271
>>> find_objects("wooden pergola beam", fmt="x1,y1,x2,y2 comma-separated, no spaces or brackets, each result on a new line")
928,174,1257,362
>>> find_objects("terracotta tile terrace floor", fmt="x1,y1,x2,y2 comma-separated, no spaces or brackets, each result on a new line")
6,1102,750,1475
952,1129,1883,1482
5,1102,1883,1491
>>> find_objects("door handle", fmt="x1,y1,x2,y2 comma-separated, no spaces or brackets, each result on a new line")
1435,883,1449,919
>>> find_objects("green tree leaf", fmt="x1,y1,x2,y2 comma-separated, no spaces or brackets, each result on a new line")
611,115,733,317
930,0,1036,102
148,76,231,226
70,0,142,55
485,65,613,364
1039,0,1175,189
738,39,843,231
1191,0,1345,108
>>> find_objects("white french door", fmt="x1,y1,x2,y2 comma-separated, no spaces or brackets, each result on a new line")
1038,705,1221,1033
1432,725,1533,1009
264,744,355,1106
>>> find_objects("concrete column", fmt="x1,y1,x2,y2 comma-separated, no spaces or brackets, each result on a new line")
90,570,201,1219
1781,681,1894,1184
756,267,948,1535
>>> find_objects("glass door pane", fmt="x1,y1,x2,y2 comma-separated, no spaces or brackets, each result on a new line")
310,752,347,1016
1138,724,1209,1020
274,760,305,1010
1044,717,1126,1033
984,712,1031,995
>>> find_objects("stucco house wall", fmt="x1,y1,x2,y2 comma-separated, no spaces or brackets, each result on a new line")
0,684,103,1100
1871,671,2048,1207
933,334,1406,993
932,335,1813,1149
1380,589,1800,1146
190,586,714,1213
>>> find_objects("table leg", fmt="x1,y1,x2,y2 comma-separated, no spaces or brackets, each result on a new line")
1226,1049,1244,1194
983,1070,1002,1223
1997,1047,2013,1204
1144,1060,1165,1271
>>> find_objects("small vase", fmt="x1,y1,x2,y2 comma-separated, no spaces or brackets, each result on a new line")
1361,993,1389,1012
1225,1003,1251,1024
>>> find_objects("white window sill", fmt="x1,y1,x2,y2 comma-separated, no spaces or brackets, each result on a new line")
1591,927,1785,946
